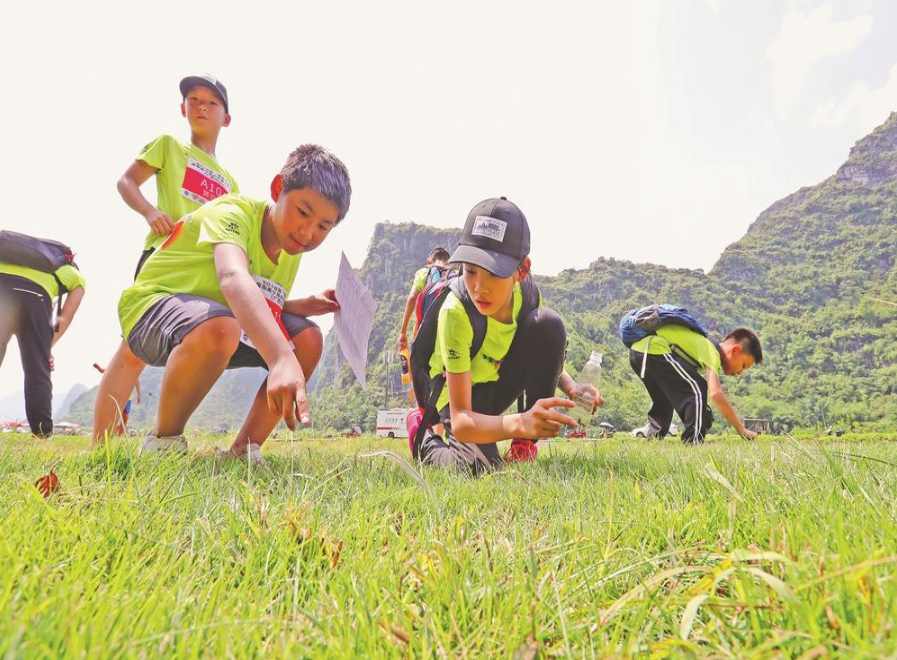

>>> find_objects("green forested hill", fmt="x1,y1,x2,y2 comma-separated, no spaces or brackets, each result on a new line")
310,114,897,432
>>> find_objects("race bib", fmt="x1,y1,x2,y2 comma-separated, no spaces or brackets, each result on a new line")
240,275,291,348
181,158,231,205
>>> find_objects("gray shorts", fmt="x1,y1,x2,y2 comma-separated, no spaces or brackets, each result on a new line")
127,294,317,368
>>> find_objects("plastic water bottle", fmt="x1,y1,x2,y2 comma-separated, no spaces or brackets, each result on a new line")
569,351,603,425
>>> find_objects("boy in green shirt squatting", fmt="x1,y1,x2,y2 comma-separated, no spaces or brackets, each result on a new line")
94,145,351,463
408,197,603,475
94,74,239,440
629,324,763,444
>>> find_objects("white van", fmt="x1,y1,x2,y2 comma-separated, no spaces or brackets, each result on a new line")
376,409,410,438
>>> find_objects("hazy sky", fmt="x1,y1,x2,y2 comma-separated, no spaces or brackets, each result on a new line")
1,0,895,403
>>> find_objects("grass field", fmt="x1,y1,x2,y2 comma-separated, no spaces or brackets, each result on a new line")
1,431,895,659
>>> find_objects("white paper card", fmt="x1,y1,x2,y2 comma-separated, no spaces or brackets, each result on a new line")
334,252,377,388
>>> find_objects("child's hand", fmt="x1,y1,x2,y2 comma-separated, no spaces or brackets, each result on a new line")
741,429,758,441
518,397,577,439
398,333,409,351
267,357,310,430
144,208,175,236
571,383,604,412
305,289,340,316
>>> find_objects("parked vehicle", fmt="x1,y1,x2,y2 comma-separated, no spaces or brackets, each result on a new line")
597,422,616,438
631,422,679,438
376,409,410,438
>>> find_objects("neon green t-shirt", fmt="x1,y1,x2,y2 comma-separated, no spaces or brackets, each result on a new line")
630,325,722,375
428,282,527,411
412,267,429,294
118,194,302,338
137,135,240,251
0,262,85,299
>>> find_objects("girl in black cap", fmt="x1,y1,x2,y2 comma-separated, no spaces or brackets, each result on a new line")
408,197,603,474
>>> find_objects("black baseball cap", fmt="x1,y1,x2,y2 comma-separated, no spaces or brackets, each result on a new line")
449,197,531,278
179,73,229,113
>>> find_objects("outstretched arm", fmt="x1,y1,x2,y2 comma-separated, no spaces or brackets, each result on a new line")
214,243,309,429
707,369,757,440
398,287,418,350
284,289,340,316
445,370,577,444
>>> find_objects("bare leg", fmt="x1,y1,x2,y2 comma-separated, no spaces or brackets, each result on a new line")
153,317,241,437
228,326,323,455
93,341,146,444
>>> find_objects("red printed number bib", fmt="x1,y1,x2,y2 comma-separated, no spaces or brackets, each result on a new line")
181,158,231,205
240,275,292,348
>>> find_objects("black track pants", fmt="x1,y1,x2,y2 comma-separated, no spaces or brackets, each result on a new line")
629,349,713,444
0,274,54,437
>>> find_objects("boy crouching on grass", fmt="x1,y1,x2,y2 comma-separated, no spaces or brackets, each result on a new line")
93,145,351,463
408,197,603,475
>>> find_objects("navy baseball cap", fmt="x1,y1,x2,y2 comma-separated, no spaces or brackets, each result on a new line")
179,73,229,113
449,197,531,278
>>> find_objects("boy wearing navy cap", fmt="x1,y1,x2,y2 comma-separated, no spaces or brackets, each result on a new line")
95,73,240,441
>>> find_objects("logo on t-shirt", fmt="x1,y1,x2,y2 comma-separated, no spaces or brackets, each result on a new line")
224,221,241,236
471,216,507,242
181,158,231,206
446,348,461,361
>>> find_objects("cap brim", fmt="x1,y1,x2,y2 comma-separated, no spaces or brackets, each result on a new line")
179,76,227,109
449,245,519,278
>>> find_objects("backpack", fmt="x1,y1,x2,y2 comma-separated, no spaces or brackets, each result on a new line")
620,303,718,376
619,304,711,347
409,274,541,449
0,230,79,327
424,264,451,288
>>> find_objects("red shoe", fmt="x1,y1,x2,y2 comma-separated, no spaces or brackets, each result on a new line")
406,408,424,458
504,438,538,463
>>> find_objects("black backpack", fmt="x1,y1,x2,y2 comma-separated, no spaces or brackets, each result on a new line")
0,230,79,327
409,274,540,450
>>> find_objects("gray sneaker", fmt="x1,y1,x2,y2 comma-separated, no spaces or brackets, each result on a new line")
141,433,188,454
